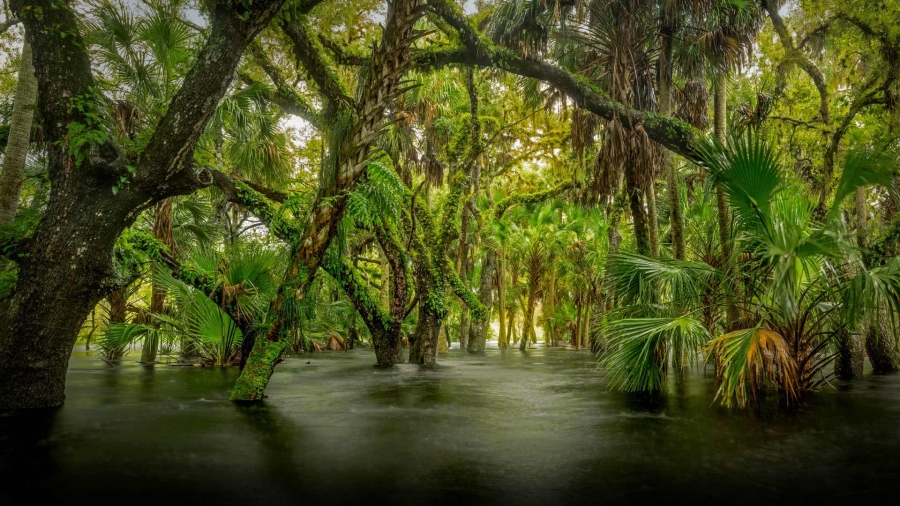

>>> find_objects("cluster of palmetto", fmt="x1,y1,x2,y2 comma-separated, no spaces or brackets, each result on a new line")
602,134,900,408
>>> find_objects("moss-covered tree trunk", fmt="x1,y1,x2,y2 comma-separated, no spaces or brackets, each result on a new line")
0,0,286,410
232,0,423,399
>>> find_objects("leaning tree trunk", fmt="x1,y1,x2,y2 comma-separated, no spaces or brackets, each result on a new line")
231,0,424,400
0,41,37,224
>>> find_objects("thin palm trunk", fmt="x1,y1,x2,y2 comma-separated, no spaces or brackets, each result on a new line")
714,78,738,331
659,33,684,259
581,302,592,350
0,41,37,224
144,198,174,363
498,256,508,347
575,296,583,350
647,183,660,258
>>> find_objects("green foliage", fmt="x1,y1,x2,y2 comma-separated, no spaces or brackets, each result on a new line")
600,317,710,392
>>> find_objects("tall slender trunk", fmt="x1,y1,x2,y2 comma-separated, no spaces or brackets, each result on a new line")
581,302,592,350
574,297,583,350
144,198,174,363
714,78,738,331
658,33,684,259
0,41,37,224
647,183,660,258
506,305,516,346
518,298,534,351
497,256,508,348
547,267,556,346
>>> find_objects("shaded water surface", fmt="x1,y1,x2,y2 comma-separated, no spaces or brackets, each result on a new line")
2,347,900,504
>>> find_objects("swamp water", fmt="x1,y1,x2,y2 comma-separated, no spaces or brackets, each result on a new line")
2,346,900,504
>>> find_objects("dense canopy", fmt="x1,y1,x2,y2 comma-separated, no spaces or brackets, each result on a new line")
0,0,899,413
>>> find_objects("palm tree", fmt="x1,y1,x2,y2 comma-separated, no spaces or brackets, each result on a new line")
0,40,36,224
601,132,899,408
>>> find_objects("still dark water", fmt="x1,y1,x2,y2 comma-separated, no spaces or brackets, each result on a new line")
2,346,900,504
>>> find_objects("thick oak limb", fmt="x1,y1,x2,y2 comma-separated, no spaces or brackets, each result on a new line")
133,0,287,198
424,0,701,161
11,0,95,145
210,169,303,246
493,180,578,220
416,46,701,161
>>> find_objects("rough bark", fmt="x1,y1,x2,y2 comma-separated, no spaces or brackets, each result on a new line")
866,318,899,374
627,177,650,256
468,250,495,354
0,0,286,409
834,326,865,379
0,40,36,224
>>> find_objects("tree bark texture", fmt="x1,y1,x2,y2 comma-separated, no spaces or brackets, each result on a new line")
0,0,286,409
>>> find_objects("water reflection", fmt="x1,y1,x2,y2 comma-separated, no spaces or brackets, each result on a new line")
1,347,900,503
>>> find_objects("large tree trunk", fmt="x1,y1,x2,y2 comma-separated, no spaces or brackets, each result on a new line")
409,302,441,365
0,173,153,408
467,250,495,354
0,41,36,224
581,303,592,350
0,0,286,409
497,256,508,348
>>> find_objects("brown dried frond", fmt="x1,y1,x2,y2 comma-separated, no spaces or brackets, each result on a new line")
674,80,710,130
